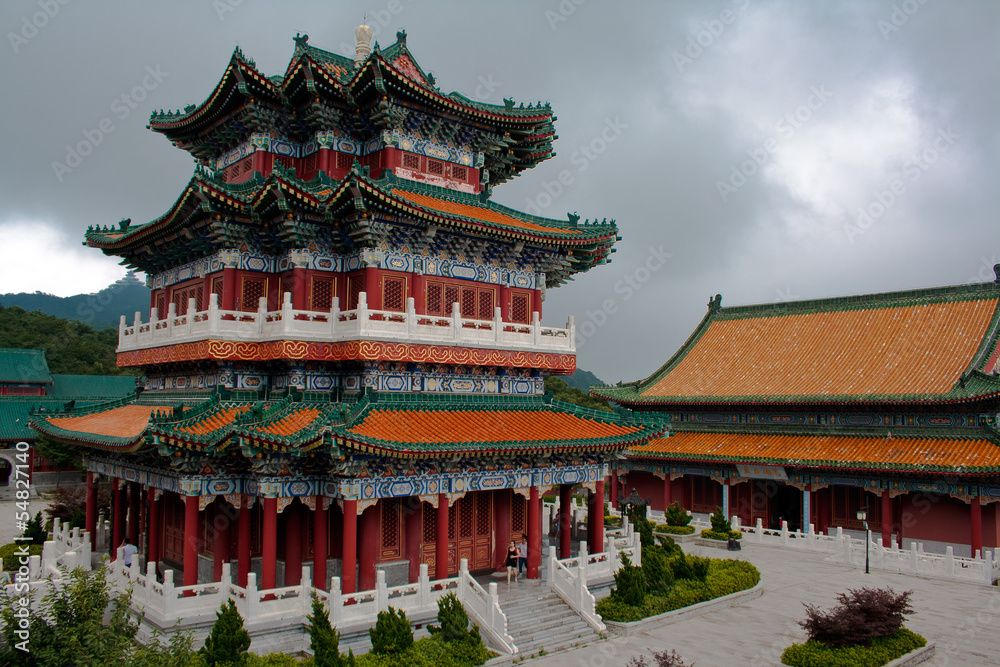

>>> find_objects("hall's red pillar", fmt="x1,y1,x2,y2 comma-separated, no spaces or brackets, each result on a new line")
85,471,97,538
881,489,892,546
359,503,379,591
663,475,672,512
292,267,308,310
527,486,541,578
436,494,450,580
313,496,328,590
213,503,231,582
971,496,983,557
221,267,236,311
183,494,199,587
147,487,160,567
237,496,251,587
127,482,140,545
342,499,358,594
559,484,572,559
588,482,605,554
285,502,302,586
404,499,422,583
111,479,125,561
610,471,619,510
493,490,512,571
262,497,277,590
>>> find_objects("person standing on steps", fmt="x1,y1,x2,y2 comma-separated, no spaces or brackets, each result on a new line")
505,540,519,583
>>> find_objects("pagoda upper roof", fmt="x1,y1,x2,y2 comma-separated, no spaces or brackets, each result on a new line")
593,281,1000,407
148,31,556,177
629,430,1000,475
85,165,617,283
30,391,664,459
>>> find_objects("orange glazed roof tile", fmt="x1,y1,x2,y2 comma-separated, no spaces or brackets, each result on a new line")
348,408,641,447
176,405,251,436
593,283,1000,405
632,431,1000,473
245,406,322,438
46,405,170,439
390,188,582,236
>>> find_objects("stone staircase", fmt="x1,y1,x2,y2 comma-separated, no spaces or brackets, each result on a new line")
496,579,602,657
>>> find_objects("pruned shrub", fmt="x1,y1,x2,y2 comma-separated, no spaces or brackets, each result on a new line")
655,534,683,557
665,501,692,527
700,529,742,541
709,506,732,534
611,555,646,607
201,600,251,666
369,606,413,656
799,587,914,648
640,544,674,596
655,524,695,535
428,592,470,642
669,552,710,582
627,649,692,667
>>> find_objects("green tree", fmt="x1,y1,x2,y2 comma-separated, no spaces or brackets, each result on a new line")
369,607,413,656
544,377,614,412
428,592,470,642
0,565,137,666
307,593,353,667
200,600,251,667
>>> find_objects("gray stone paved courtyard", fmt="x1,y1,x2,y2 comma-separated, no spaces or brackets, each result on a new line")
526,541,998,667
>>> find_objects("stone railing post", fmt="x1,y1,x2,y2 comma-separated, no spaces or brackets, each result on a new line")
167,302,177,337
781,520,789,546
945,546,956,577
163,570,176,621
755,518,764,543
187,298,197,334
300,566,311,614
578,540,588,581
531,311,541,347
208,293,219,333
358,292,369,336
246,572,259,621
451,302,462,341
418,563,430,608
487,582,499,631
567,315,576,352
494,306,503,343
282,292,293,334
329,576,342,626
607,535,618,573
375,570,388,613
256,297,267,335
330,296,340,336
546,545,557,584
406,297,416,336
144,562,157,606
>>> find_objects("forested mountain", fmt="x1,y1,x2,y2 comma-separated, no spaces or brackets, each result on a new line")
0,272,149,332
0,306,134,375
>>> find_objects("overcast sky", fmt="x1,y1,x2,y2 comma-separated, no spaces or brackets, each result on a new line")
1,1,997,384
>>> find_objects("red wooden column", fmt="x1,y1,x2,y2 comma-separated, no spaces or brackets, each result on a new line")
183,494,199,587
971,496,983,557
237,496,251,587
291,267,308,310
262,497,277,590
364,266,381,310
404,499,422,583
127,482,141,545
221,267,237,312
588,482,605,554
85,471,97,538
111,479,125,561
559,484,572,559
313,496,328,590
663,475,672,512
881,489,892,546
527,486,541,578
493,490,512,571
435,494,450,580
342,499,358,594
147,487,160,567
610,471,619,510
213,503,231,582
358,503,379,591
285,502,302,586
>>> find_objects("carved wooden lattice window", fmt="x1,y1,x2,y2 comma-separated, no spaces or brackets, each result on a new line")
155,292,166,318
239,277,266,312
241,157,253,174
382,276,405,312
451,165,467,181
511,493,525,535
476,494,490,537
426,283,442,314
448,504,456,540
337,152,354,170
303,152,317,178
422,505,436,543
278,275,293,305
366,152,382,172
460,288,477,319
444,286,459,315
402,153,420,170
381,498,401,560
347,275,366,310
478,290,494,320
310,276,334,312
212,277,224,303
511,292,530,324
274,155,294,171
427,159,444,175
459,497,474,538
171,284,203,315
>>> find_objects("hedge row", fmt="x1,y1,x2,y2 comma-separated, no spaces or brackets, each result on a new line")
700,529,742,541
781,628,926,666
596,559,760,622
655,525,696,535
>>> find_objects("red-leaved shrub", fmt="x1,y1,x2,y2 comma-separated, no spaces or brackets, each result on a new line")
799,587,914,647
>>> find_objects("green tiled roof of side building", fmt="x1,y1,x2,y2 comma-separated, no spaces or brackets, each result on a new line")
0,349,52,385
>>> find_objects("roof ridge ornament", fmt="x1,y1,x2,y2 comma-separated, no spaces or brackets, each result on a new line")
355,21,374,68
708,293,722,312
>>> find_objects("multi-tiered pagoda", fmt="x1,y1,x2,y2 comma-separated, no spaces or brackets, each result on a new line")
31,27,661,596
